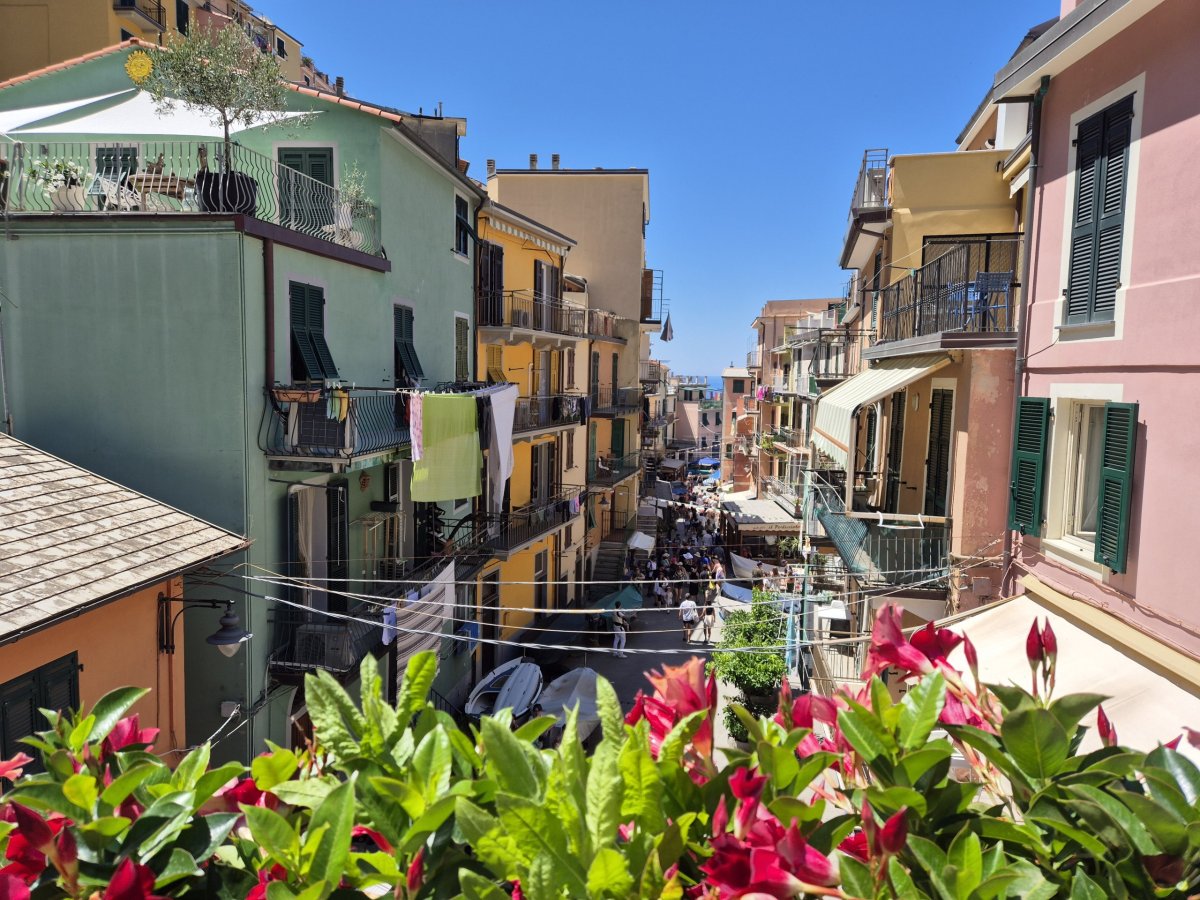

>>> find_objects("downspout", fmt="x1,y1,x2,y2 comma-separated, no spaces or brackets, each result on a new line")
1001,75,1050,597
263,238,275,389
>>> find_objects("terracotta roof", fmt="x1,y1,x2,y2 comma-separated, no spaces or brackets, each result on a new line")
0,433,248,644
0,38,152,92
287,83,405,123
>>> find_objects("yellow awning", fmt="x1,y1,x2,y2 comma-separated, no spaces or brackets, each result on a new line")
811,354,952,469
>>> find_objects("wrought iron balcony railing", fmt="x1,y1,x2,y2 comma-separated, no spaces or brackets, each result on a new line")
1,140,383,257
639,360,665,383
476,289,585,337
590,385,641,413
585,308,625,340
877,235,1021,344
490,486,583,552
265,386,409,459
114,0,165,27
513,394,584,434
587,451,641,485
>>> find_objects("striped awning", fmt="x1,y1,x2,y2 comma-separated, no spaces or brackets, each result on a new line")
811,354,952,469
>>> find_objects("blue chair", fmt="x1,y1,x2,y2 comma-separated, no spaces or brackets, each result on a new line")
968,271,1013,331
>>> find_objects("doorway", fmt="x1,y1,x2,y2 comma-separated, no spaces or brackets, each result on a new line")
923,387,954,517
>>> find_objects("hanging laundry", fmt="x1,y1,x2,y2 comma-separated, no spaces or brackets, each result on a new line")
410,393,424,461
411,393,481,501
487,384,518,514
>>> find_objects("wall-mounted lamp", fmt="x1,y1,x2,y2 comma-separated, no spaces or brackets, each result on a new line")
158,595,252,658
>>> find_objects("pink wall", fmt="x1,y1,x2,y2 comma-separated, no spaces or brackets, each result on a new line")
1017,0,1200,656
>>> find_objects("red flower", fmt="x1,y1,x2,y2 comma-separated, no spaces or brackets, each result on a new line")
351,825,393,854
879,809,908,856
837,830,869,862
1040,620,1057,665
102,715,159,758
1025,621,1043,670
626,657,717,780
863,604,962,681
0,755,32,784
246,864,287,900
0,875,30,900
7,807,52,855
1096,704,1118,748
103,858,167,900
406,847,424,893
214,777,279,813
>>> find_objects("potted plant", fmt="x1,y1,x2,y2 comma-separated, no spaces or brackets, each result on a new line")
333,162,371,243
141,23,311,214
30,157,87,211
709,589,788,747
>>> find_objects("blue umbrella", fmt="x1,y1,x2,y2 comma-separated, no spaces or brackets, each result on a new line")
696,457,720,467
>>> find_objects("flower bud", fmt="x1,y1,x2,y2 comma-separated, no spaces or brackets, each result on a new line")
880,808,908,856
1097,704,1118,748
10,804,53,854
1025,620,1043,669
406,846,424,893
1040,620,1057,664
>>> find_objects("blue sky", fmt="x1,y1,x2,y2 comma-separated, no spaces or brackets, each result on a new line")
257,0,1057,376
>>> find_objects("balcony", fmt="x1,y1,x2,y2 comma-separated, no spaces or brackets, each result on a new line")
841,148,890,269
589,386,641,415
1,141,383,259
639,360,665,384
746,348,762,369
476,289,585,341
513,395,584,435
269,602,381,679
810,478,950,590
869,235,1021,358
587,451,641,485
265,387,408,462
641,268,664,325
114,0,165,29
490,487,583,557
762,474,803,518
586,308,626,343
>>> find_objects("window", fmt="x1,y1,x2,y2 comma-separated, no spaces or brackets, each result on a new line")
565,430,575,470
0,654,78,762
701,412,708,426
454,195,470,256
289,282,338,381
724,442,733,460
176,0,189,33
611,353,619,393
279,148,334,229
486,345,506,384
393,305,424,383
565,349,576,389
276,37,287,57
1065,94,1133,325
454,315,470,382
1066,404,1105,543
533,259,562,304
732,379,745,394
476,241,504,324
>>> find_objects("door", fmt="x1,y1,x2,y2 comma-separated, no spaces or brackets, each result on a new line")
610,418,625,460
590,352,600,402
479,572,499,675
923,388,954,517
885,391,906,512
278,147,333,230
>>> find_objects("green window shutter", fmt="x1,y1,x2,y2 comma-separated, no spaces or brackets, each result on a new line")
305,149,333,187
306,285,339,379
393,306,425,381
289,281,322,381
1094,401,1138,572
610,418,625,457
1066,114,1102,325
1008,397,1050,533
1093,98,1133,321
455,317,470,381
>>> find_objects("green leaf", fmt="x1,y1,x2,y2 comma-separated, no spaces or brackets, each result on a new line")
1065,783,1159,855
458,869,510,900
523,852,558,900
948,827,982,897
480,716,541,799
1113,788,1187,854
266,882,299,900
618,736,663,832
896,743,953,788
497,794,588,897
595,676,625,747
307,774,356,885
171,743,211,791
174,811,239,864
1000,707,1069,779
78,816,131,841
192,762,248,807
412,725,453,802
838,855,874,899
251,743,298,791
514,715,557,744
865,784,926,817
304,669,366,761
985,682,1034,713
152,847,203,889
1069,867,1108,900
657,710,706,765
731,704,766,745
1047,693,1107,737
586,744,624,853
838,702,893,763
456,798,526,877
908,835,955,900
888,857,921,898
1145,745,1200,805
898,671,946,750
242,804,299,866
587,846,633,898
62,772,99,811
86,687,150,745
396,651,438,722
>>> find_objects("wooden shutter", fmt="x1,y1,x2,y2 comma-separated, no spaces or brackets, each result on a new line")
1066,114,1102,324
475,243,492,321
490,243,505,319
327,482,348,610
1008,397,1050,534
550,351,561,395
923,388,953,517
393,306,425,381
610,418,625,458
455,317,470,381
885,391,906,511
566,349,575,389
1093,98,1133,321
0,671,38,760
39,654,79,718
1094,401,1138,572
305,149,333,186
289,282,321,381
306,285,338,379
549,265,562,303
530,441,541,502
590,352,600,390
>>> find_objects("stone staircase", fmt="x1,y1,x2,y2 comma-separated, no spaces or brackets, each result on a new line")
590,539,627,601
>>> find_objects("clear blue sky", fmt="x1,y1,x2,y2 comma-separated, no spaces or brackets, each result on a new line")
258,0,1057,377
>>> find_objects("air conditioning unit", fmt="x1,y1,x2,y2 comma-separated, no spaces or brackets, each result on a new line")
295,623,354,670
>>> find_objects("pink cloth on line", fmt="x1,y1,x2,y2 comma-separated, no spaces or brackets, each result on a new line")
410,393,424,461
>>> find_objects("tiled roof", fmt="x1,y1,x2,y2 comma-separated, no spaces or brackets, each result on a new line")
0,434,248,644
0,38,153,91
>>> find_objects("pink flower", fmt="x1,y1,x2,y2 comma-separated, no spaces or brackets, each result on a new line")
103,858,167,900
406,847,424,893
626,657,717,781
1025,621,1043,670
837,830,869,862
879,809,908,856
246,864,287,900
0,755,32,784
214,777,279,813
863,604,962,681
0,875,30,900
102,715,159,758
1097,704,1118,748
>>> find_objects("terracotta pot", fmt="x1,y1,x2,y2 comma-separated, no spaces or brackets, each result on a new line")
271,387,322,403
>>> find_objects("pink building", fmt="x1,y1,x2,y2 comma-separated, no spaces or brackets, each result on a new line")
999,0,1200,682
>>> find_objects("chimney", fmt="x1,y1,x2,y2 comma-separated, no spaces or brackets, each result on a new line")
529,153,538,170
486,159,496,177
551,153,560,170
334,76,344,97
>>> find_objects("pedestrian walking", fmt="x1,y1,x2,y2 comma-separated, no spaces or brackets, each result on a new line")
678,595,699,644
612,602,629,658
701,601,715,644
653,576,668,608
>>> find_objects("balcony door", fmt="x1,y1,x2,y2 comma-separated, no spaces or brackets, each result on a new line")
610,418,626,459
286,482,348,614
278,147,333,231
479,572,500,675
884,391,906,512
923,387,954,517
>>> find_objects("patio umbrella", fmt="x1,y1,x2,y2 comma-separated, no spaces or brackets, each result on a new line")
591,585,644,621
696,457,720,467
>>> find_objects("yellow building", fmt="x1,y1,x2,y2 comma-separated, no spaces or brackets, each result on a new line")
0,0,316,85
472,201,587,676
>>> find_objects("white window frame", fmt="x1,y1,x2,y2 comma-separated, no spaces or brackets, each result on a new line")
1054,73,1145,344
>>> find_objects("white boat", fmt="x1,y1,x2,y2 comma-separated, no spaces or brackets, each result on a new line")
465,658,543,720
537,667,600,742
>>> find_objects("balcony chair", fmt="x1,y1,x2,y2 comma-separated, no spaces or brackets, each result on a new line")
966,271,1013,331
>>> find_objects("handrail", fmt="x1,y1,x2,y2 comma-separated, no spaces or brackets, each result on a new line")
264,386,409,458
513,394,585,433
476,288,585,336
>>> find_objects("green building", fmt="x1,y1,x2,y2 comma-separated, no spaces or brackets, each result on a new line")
0,43,488,758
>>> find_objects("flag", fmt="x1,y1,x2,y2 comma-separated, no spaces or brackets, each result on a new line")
661,312,674,342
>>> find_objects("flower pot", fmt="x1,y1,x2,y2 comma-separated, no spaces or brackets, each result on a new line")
50,185,86,212
271,387,322,404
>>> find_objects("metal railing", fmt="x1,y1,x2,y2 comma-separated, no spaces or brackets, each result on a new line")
265,387,409,459
1,141,382,257
843,148,889,249
270,602,381,676
641,268,664,323
115,0,165,26
590,385,641,412
588,451,641,484
513,394,584,433
877,236,1020,343
586,308,624,340
476,289,585,336
639,360,665,383
746,348,761,368
491,487,583,552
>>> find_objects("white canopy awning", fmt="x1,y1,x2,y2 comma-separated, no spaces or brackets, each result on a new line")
946,593,1200,753
811,354,952,469
626,531,656,551
0,90,130,136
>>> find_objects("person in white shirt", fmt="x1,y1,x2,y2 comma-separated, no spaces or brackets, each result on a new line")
678,596,699,644
612,601,629,658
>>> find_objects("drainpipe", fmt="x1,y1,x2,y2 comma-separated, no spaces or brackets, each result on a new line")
1001,75,1050,597
263,238,275,390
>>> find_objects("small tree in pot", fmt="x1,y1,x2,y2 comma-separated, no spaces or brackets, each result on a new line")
141,21,308,213
709,588,788,743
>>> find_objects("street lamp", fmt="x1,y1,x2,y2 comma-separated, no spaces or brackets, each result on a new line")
158,595,252,657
